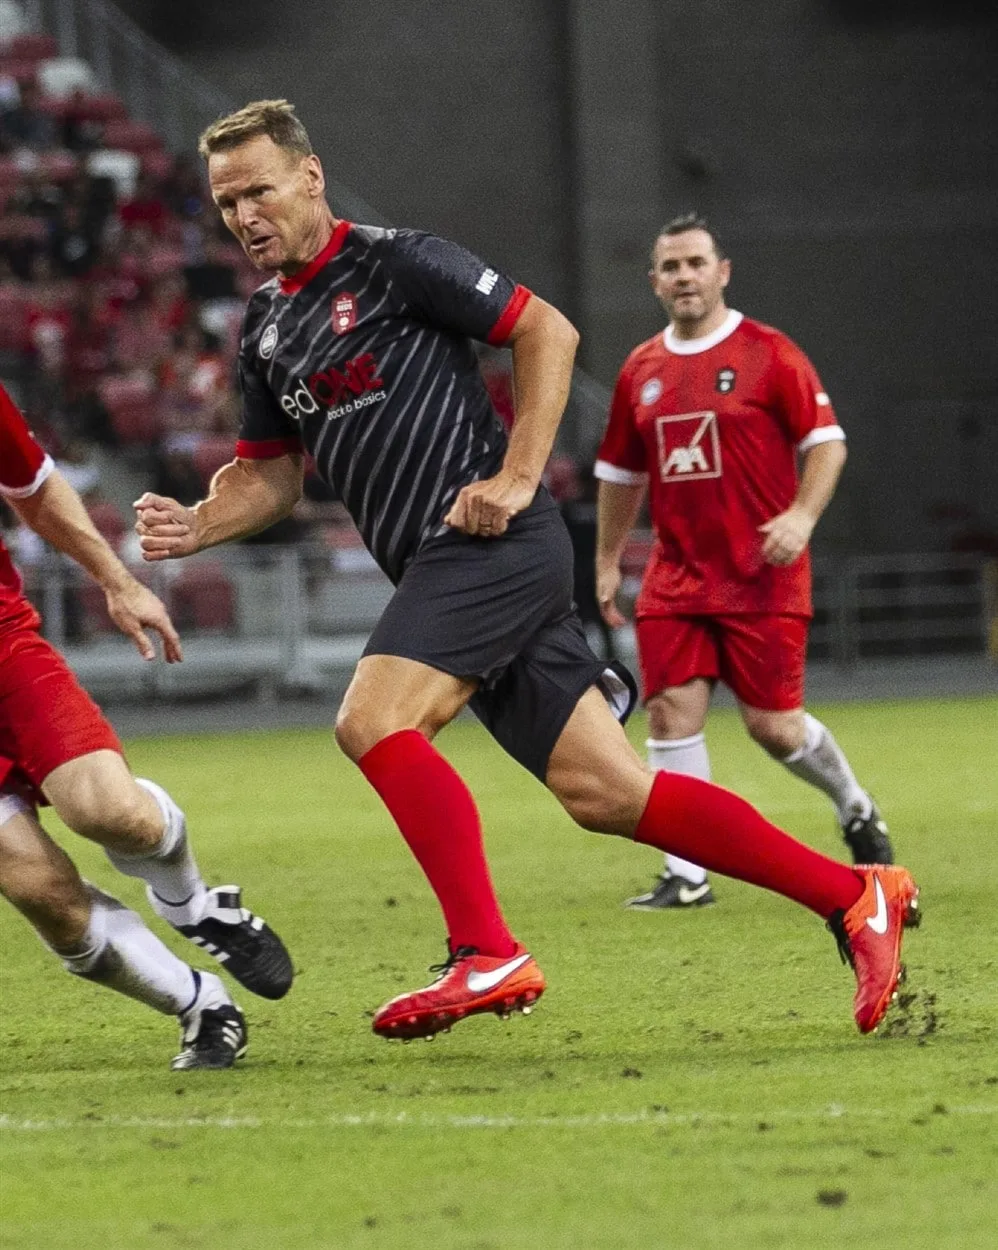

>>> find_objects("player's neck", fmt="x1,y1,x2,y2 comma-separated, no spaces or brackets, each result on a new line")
669,302,730,341
279,209,340,278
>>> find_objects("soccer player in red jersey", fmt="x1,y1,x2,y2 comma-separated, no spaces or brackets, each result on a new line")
137,101,918,1039
0,382,291,1069
595,215,894,911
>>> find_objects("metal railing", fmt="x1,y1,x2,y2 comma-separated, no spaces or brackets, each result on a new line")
20,545,994,702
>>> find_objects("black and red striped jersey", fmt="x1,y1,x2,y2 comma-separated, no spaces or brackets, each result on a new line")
236,220,531,584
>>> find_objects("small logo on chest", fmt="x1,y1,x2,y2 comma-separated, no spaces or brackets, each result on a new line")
332,292,358,335
259,324,278,359
715,367,736,394
640,378,663,406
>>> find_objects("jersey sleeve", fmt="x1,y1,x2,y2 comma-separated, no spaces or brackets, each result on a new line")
384,229,532,346
593,357,648,484
769,336,845,452
235,342,305,461
0,383,54,498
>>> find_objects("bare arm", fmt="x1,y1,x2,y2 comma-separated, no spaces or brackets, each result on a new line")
595,478,647,627
134,454,304,561
11,469,182,661
444,295,579,537
758,438,847,566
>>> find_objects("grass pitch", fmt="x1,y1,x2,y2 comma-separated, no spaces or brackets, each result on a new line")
2,695,996,1249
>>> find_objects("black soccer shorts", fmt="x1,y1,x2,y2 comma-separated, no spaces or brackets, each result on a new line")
363,491,636,780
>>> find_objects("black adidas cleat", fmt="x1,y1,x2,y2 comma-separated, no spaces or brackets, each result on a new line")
171,1003,246,1070
172,886,293,1000
842,802,894,865
624,872,716,910
172,997,247,1071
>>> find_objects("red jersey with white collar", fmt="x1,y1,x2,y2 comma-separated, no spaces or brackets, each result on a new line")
0,383,53,631
595,311,844,616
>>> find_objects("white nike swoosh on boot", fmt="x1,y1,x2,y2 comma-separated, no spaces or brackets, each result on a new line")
865,878,889,934
466,953,532,993
678,883,711,905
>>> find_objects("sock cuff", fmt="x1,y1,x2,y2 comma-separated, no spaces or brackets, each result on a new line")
646,733,706,752
358,729,433,783
782,714,825,764
54,888,109,973
134,778,185,857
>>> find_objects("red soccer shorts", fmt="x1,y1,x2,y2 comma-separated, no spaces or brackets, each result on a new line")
635,613,810,711
0,624,121,805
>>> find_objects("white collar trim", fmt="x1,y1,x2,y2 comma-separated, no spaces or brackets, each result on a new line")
664,309,743,355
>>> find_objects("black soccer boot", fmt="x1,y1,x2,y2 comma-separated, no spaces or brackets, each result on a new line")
624,872,716,910
163,885,294,1000
841,802,894,865
171,972,248,1071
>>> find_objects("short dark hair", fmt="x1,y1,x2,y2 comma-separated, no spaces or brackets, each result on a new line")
198,99,312,161
652,213,726,262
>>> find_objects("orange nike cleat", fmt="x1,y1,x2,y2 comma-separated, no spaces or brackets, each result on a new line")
372,943,545,1040
828,865,921,1034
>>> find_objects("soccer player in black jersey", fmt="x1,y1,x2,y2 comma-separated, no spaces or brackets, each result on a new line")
136,100,919,1040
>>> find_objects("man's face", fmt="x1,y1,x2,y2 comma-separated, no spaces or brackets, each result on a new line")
208,134,325,272
649,229,730,326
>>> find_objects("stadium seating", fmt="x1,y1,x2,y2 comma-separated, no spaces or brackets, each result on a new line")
97,376,162,445
171,561,236,631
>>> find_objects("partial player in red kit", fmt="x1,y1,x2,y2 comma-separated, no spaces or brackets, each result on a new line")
0,382,291,1069
596,214,893,911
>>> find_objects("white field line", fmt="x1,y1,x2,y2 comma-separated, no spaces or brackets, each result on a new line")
1,1106,996,1133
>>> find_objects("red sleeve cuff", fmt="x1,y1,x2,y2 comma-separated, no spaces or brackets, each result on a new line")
236,436,304,459
487,284,532,346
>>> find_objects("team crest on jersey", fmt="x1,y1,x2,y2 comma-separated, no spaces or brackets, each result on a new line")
332,292,358,335
640,378,663,406
715,367,736,394
259,324,278,360
654,411,722,481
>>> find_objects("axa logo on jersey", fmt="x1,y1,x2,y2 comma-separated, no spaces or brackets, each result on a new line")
654,411,722,481
280,352,386,423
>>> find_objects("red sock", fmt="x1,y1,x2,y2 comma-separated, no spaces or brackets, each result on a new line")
635,772,863,919
358,730,516,957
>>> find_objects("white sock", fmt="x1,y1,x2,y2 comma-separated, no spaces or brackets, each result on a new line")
647,735,710,885
106,778,208,922
55,883,200,1016
780,713,873,825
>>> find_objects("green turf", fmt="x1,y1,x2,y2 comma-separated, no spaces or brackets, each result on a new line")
2,696,996,1249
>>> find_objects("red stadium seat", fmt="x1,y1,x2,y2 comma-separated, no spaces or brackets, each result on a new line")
191,437,235,489
171,561,235,631
0,284,31,354
0,56,39,83
145,243,188,279
101,119,163,156
140,149,173,181
0,33,57,60
98,376,161,445
0,214,47,244
36,150,78,181
85,500,128,552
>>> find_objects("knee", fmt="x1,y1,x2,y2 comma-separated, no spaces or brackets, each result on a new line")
743,710,804,758
335,703,390,762
60,779,160,850
553,771,651,837
335,701,448,763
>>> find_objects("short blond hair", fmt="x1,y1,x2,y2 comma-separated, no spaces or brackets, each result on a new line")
198,99,312,160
